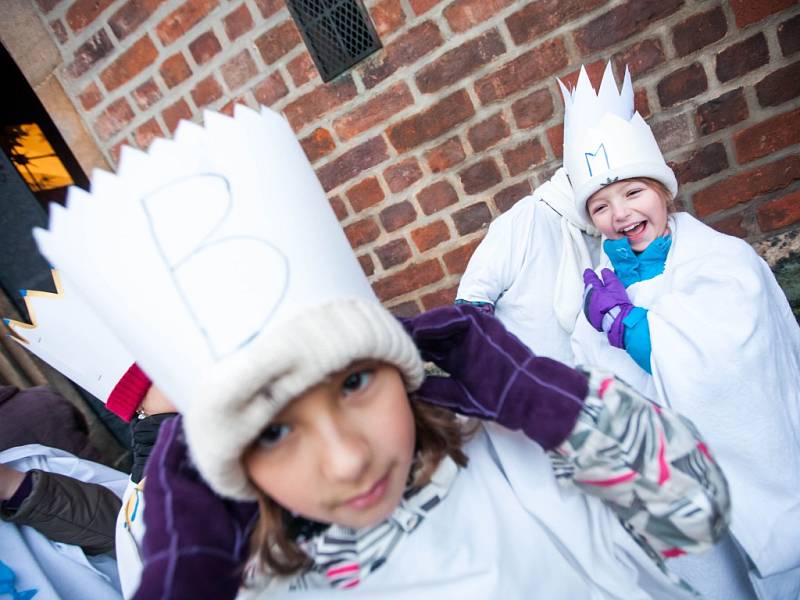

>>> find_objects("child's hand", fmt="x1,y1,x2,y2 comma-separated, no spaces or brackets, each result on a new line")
582,268,633,348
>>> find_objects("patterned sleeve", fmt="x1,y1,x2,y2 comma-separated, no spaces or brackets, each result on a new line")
548,367,730,560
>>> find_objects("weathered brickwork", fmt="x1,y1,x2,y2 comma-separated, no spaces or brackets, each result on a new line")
31,0,800,314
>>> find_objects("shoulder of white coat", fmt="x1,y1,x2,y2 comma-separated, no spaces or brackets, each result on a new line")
673,212,761,266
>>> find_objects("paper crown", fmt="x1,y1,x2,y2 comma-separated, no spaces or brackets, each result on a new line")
559,63,677,221
4,270,133,402
33,105,377,412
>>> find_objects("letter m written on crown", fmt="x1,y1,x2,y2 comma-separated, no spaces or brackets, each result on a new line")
584,143,610,178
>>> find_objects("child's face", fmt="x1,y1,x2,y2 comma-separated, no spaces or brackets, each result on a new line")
243,362,416,530
586,179,669,252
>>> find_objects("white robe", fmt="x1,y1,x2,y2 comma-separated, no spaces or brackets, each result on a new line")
457,191,600,365
245,426,695,600
572,212,800,599
0,444,129,600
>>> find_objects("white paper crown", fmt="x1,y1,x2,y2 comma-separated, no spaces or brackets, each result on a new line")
33,105,376,412
4,270,133,402
559,63,677,220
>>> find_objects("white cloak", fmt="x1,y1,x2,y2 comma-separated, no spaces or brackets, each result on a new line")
0,444,128,600
572,212,800,598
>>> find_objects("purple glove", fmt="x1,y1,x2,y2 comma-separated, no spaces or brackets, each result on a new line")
583,268,633,349
401,305,588,450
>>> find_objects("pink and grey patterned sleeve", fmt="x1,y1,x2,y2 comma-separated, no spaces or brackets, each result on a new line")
548,367,731,561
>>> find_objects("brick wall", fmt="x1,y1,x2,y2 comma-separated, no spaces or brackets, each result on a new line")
30,0,800,314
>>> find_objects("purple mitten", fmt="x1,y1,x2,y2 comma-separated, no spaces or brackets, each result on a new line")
582,268,633,349
401,305,588,450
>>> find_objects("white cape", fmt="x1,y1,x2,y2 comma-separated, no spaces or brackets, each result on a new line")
0,444,128,600
572,212,800,598
244,426,694,599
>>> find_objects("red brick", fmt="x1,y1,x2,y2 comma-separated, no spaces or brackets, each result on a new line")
347,177,385,212
380,201,417,232
710,214,746,238
716,33,769,83
317,137,389,192
506,0,607,46
695,88,748,136
191,75,223,108
359,254,375,277
94,97,134,141
162,98,193,133
443,238,482,275
384,159,423,193
66,0,114,33
409,0,442,16
411,220,450,252
254,0,284,19
778,14,800,56
421,284,459,310
503,139,547,177
360,22,443,89
416,29,506,94
369,0,406,37
730,0,795,28
547,123,563,158
300,128,336,163
669,142,729,185
255,20,301,65
36,0,62,13
133,118,163,150
373,259,445,301
757,189,800,232
444,0,515,33
109,141,126,167
389,300,421,317
495,180,532,212
287,52,318,87
159,53,192,89
418,181,459,215
387,90,474,153
425,138,466,173
734,108,800,164
218,98,243,117
329,196,348,221
78,82,102,110
221,50,257,91
657,62,707,109
252,71,289,106
467,113,510,152
344,217,380,248
375,238,413,269
634,88,651,118
452,201,492,235
224,3,254,41
574,0,681,55
333,82,413,142
756,61,800,108
559,60,606,91
156,0,219,46
693,155,800,218
50,20,68,44
474,37,568,105
672,7,727,58
66,30,114,78
284,76,358,131
189,30,222,65
460,159,501,195
101,35,158,92
511,88,554,130
612,38,665,78
650,113,695,154
110,0,166,40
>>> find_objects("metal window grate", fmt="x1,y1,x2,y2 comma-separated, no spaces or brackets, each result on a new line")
286,0,382,82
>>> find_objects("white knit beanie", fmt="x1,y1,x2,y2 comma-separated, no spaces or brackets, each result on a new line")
185,297,424,500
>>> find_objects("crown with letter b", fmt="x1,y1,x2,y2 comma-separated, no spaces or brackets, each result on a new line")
559,63,677,221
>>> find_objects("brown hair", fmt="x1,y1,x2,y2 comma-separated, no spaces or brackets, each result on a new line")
246,398,473,576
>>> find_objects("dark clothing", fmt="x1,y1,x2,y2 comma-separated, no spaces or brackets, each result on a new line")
130,412,177,484
0,468,121,555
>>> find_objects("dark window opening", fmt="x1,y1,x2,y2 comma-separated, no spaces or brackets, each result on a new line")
286,0,382,82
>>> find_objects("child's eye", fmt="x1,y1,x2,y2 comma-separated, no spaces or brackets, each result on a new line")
591,204,607,215
257,423,291,448
342,369,373,394
627,188,643,197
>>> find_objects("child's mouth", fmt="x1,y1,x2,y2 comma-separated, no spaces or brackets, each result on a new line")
620,221,646,239
344,472,390,510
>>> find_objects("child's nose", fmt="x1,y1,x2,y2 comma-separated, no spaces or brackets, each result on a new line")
319,421,371,484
